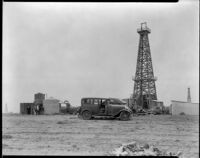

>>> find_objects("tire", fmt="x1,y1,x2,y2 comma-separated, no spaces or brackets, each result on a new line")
82,110,92,120
120,111,130,121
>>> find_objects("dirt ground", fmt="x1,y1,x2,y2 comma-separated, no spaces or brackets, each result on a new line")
2,114,199,157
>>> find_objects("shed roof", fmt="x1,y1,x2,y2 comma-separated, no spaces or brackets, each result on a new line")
171,100,199,104
44,97,60,101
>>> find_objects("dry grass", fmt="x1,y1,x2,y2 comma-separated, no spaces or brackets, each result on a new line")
2,114,199,157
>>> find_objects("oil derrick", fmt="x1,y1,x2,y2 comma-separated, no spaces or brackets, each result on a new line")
132,22,157,109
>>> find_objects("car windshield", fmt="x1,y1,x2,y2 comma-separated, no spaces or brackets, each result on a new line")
109,98,126,105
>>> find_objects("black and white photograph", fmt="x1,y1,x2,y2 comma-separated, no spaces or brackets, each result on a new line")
2,0,199,156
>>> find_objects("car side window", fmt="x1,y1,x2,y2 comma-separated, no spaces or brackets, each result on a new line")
101,99,106,105
90,99,94,105
110,99,116,104
86,99,90,104
94,99,98,105
82,99,86,104
108,99,113,104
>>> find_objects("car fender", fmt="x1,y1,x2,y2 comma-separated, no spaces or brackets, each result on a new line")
80,109,91,115
81,109,90,113
113,109,132,117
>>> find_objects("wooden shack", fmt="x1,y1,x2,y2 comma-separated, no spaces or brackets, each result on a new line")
20,103,34,114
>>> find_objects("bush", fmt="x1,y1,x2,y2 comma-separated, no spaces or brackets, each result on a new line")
3,135,12,139
179,112,185,115
57,120,69,124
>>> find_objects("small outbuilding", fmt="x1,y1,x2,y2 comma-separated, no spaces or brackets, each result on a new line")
20,103,34,114
43,97,61,114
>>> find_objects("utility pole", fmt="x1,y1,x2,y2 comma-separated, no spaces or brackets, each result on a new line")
5,103,8,113
187,87,191,102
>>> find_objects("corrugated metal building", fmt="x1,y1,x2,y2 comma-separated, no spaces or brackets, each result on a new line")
20,103,34,114
34,93,45,114
43,98,61,114
34,93,45,105
171,100,199,115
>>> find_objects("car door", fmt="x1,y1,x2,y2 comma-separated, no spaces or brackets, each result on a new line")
92,99,100,114
105,99,113,116
97,99,108,116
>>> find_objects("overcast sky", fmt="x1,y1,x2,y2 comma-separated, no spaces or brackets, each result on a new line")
3,1,199,113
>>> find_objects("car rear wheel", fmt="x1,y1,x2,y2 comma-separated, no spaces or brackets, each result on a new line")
120,111,130,121
82,110,92,120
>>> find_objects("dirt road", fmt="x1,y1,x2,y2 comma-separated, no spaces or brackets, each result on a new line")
2,114,199,157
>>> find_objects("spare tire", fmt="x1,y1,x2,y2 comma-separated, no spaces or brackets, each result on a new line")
120,111,130,121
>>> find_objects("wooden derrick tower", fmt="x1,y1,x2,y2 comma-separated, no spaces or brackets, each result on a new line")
132,22,157,109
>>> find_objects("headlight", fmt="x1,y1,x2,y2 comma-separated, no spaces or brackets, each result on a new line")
125,106,130,110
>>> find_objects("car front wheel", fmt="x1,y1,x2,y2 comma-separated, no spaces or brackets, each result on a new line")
82,110,92,120
120,111,130,121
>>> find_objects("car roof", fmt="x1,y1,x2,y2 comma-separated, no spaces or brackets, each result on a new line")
81,98,124,100
81,97,107,100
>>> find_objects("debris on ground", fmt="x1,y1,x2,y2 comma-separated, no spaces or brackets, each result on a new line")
179,112,186,115
111,141,182,157
57,120,69,124
3,135,13,139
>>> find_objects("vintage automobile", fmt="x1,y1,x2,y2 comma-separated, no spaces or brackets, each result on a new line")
78,98,132,121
